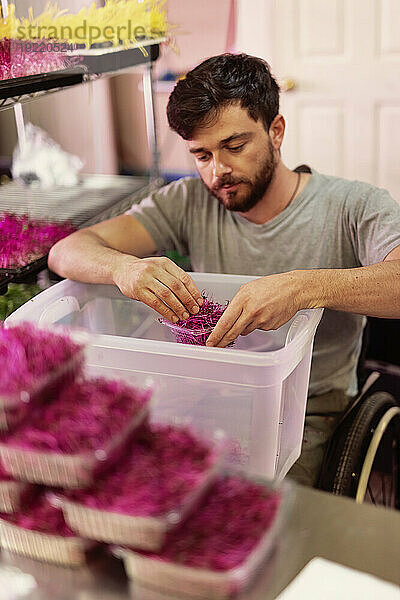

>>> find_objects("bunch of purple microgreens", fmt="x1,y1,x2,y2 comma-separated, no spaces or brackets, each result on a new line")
4,377,149,455
66,424,216,517
145,476,281,573
160,291,234,347
0,323,82,398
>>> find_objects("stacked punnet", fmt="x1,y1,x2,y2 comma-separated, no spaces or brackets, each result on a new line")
0,321,152,565
0,322,289,595
0,376,152,487
58,424,226,551
120,475,284,598
0,487,91,566
0,323,84,430
146,476,281,571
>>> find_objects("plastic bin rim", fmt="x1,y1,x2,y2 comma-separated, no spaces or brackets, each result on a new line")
90,307,323,367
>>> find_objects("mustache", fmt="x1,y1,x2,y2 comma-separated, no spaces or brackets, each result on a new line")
212,178,245,191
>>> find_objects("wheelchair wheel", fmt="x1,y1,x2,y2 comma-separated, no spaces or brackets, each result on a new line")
322,392,400,508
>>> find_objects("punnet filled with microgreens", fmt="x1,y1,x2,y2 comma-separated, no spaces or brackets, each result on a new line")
69,424,222,514
0,487,91,566
3,378,150,454
146,476,281,570
58,424,226,550
0,323,85,411
120,475,285,599
159,291,234,346
0,377,152,487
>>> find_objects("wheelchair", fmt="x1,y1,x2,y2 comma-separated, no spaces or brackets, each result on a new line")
317,318,400,509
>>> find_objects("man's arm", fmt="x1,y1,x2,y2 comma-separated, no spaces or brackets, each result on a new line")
206,245,400,348
49,215,203,323
303,245,400,317
49,214,157,284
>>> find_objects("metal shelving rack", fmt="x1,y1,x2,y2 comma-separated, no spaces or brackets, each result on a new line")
0,3,164,289
1,40,162,178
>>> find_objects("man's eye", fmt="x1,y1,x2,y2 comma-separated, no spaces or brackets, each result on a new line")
228,144,245,152
196,154,210,162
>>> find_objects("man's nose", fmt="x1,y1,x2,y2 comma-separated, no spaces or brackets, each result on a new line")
212,155,232,179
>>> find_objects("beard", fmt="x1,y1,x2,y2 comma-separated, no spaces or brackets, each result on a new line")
205,138,278,212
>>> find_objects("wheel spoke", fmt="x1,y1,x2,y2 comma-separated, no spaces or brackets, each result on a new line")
382,467,386,506
389,441,395,507
367,482,376,505
393,440,400,509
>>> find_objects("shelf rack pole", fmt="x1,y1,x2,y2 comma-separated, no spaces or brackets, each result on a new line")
14,103,26,152
142,62,162,184
1,0,8,19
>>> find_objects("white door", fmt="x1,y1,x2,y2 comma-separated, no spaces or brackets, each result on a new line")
236,0,400,202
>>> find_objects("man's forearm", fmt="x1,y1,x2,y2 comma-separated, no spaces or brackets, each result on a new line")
48,231,135,285
302,260,400,318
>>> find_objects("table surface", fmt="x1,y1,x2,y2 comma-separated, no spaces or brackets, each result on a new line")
1,485,399,600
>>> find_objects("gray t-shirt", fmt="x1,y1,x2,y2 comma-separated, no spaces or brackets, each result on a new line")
127,170,400,397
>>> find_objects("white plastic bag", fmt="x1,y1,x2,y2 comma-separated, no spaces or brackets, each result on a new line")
12,123,83,188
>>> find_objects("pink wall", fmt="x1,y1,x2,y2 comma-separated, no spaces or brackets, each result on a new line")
154,0,234,76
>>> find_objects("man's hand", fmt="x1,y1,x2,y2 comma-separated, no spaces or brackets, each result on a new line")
206,271,305,347
113,255,203,323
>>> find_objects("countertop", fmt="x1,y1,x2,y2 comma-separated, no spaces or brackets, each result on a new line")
1,485,399,600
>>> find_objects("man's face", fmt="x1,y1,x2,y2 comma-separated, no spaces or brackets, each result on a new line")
187,103,278,212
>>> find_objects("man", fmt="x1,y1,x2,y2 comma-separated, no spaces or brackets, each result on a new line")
49,54,400,486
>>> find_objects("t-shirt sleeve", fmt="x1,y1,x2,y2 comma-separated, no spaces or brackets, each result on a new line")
346,185,400,265
125,178,192,256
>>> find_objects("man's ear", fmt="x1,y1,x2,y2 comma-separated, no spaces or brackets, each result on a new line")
269,114,285,151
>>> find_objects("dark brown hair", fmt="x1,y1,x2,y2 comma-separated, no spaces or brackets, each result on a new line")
167,53,280,140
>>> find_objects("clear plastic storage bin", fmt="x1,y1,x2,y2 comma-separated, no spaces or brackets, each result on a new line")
6,273,323,480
